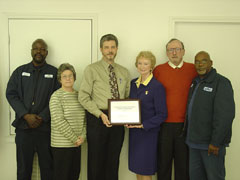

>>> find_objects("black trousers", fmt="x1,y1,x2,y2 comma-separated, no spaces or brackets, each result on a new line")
15,129,53,180
86,111,124,180
52,147,81,180
157,123,189,180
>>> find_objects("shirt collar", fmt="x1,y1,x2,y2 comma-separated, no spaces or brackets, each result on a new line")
100,59,116,71
168,61,184,69
135,73,153,88
29,61,47,72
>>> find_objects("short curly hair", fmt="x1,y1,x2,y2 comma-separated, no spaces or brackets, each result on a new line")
57,63,76,83
135,51,156,69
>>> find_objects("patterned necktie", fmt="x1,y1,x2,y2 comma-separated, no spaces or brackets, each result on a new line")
108,64,119,99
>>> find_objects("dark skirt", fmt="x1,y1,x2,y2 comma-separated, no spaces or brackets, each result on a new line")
129,128,159,175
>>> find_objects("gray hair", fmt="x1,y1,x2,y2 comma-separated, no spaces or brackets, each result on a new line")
57,63,76,83
100,34,118,48
166,38,185,50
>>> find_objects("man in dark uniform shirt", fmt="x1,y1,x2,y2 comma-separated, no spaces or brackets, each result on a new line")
6,39,59,180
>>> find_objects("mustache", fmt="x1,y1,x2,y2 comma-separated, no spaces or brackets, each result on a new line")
107,52,114,55
34,53,43,58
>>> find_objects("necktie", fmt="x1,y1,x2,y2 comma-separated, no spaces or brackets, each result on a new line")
108,64,119,99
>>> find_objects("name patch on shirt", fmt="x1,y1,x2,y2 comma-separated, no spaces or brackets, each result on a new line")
22,72,30,77
44,74,53,78
203,87,213,92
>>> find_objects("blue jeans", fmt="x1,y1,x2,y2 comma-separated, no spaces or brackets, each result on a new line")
189,147,226,180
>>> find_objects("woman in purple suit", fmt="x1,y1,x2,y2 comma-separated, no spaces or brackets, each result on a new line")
126,51,167,180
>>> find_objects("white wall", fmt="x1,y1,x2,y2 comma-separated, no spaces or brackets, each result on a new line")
0,0,240,179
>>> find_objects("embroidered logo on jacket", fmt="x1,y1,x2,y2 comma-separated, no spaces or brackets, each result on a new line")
22,72,30,77
203,87,213,92
44,74,53,78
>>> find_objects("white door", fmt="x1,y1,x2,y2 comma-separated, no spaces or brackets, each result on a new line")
174,20,240,180
7,17,97,180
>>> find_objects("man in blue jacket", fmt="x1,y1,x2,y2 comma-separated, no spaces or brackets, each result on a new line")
185,51,235,180
6,39,59,180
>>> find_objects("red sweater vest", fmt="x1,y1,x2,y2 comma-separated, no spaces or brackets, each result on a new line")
153,62,197,123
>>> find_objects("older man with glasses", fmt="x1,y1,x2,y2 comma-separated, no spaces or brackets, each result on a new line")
153,38,197,180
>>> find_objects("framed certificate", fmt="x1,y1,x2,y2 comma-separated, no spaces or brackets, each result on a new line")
108,99,141,125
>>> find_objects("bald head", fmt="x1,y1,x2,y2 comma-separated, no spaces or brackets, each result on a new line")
195,51,210,60
32,39,48,50
194,51,213,78
31,39,48,66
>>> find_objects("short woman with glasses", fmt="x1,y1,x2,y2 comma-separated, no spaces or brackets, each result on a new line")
49,63,86,180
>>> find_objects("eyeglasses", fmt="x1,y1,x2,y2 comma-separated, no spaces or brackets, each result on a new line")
167,48,182,53
61,74,74,80
195,60,208,65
